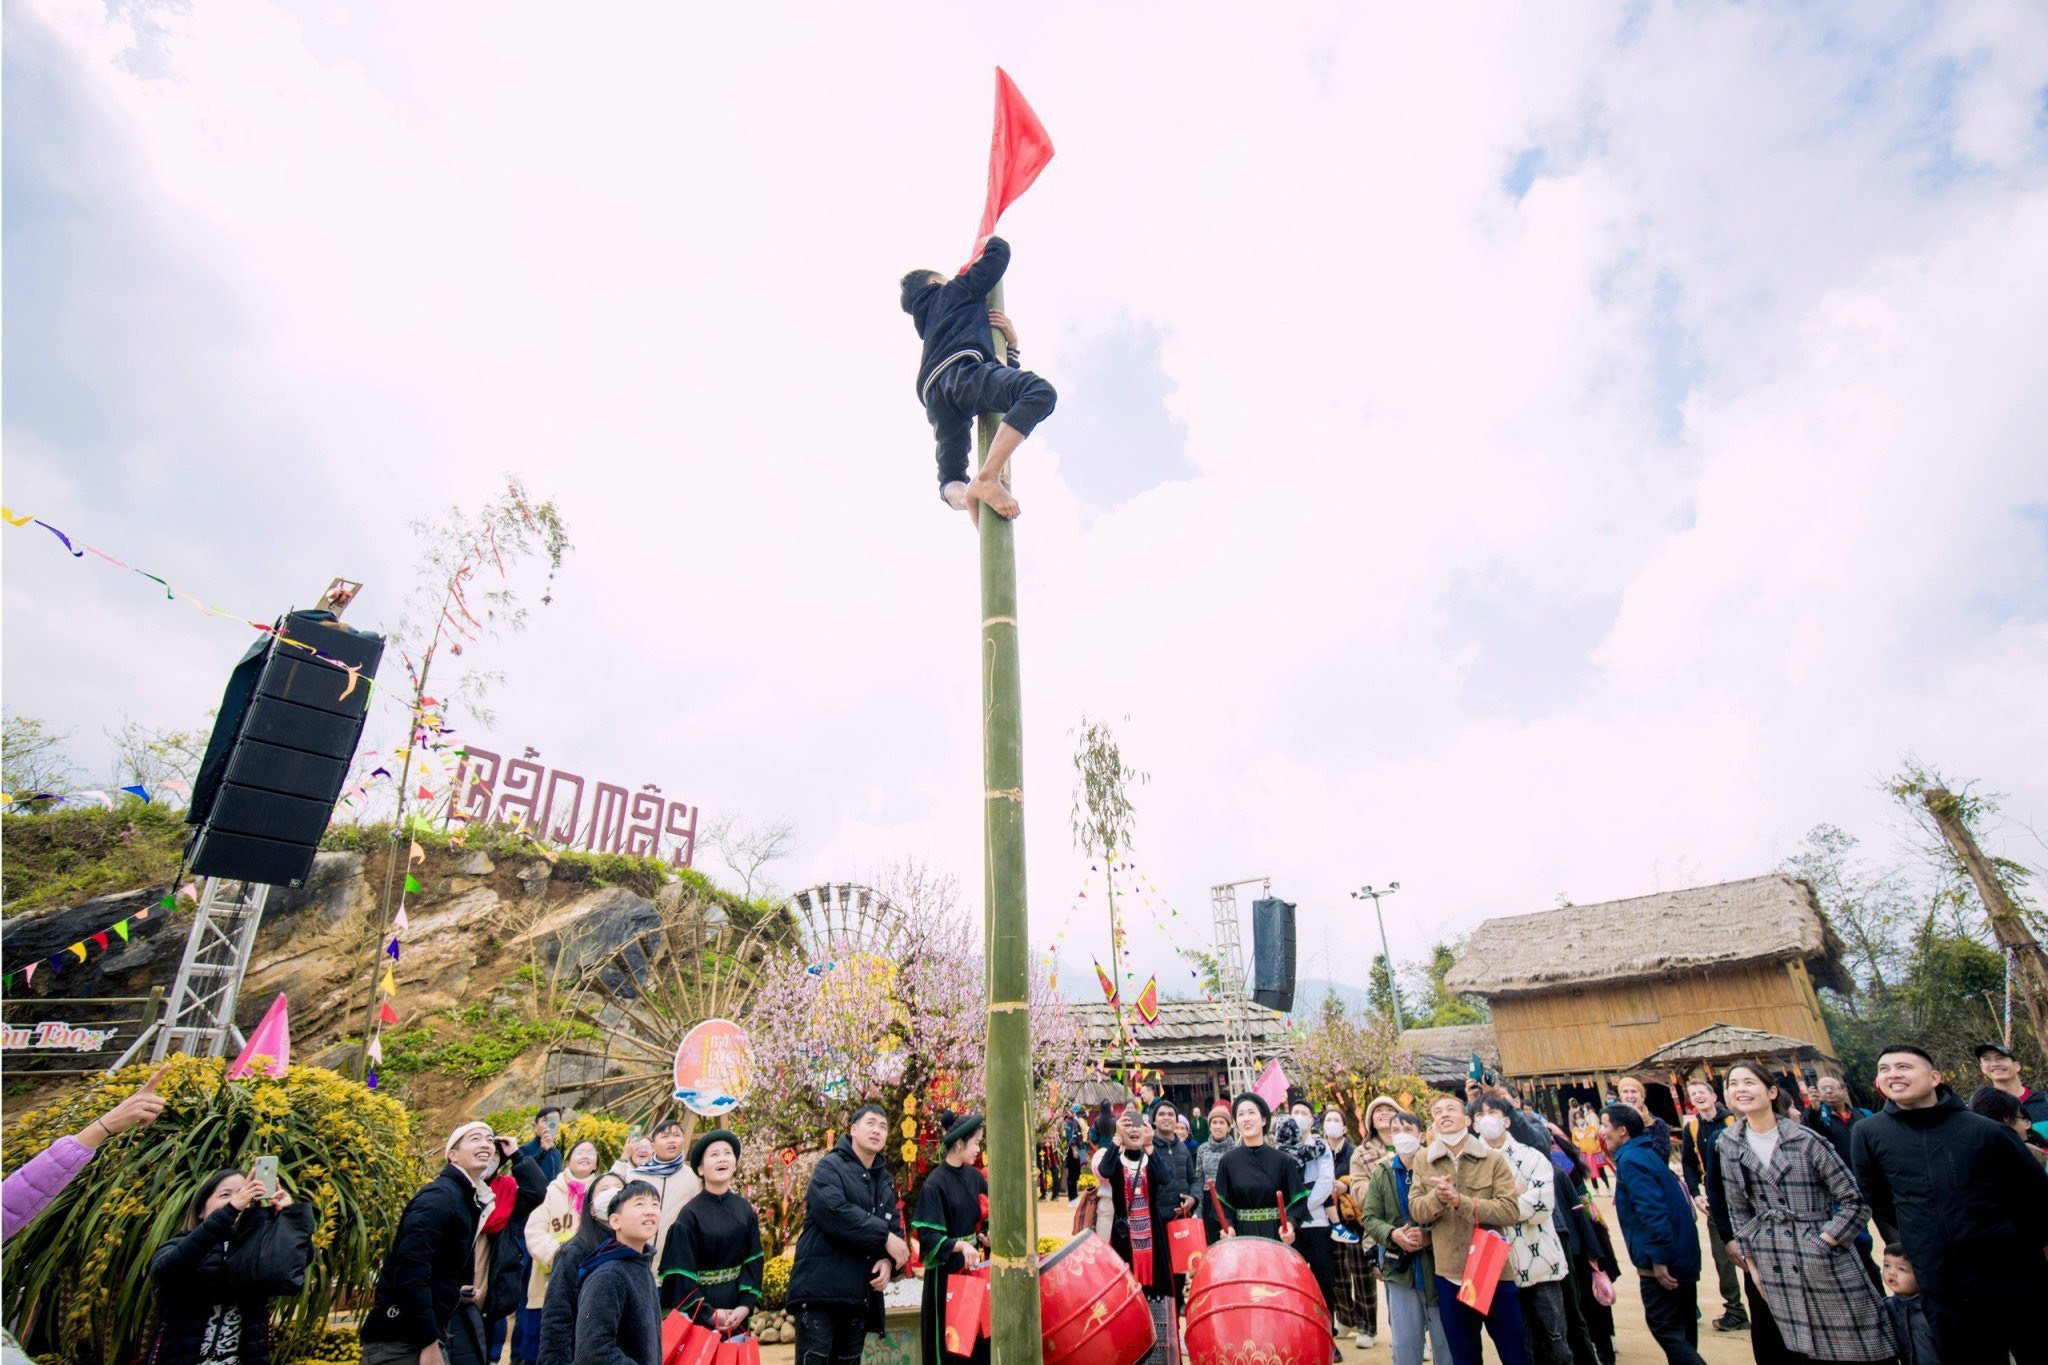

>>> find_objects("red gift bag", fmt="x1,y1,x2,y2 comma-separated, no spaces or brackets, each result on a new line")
946,1271,990,1354
662,1314,719,1365
976,1266,991,1339
1455,1229,1510,1316
714,1335,760,1365
1166,1217,1208,1275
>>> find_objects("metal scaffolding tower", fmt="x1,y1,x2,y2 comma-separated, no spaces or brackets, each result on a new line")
1210,877,1267,1095
139,878,271,1061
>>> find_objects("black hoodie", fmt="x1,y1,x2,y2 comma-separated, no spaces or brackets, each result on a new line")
902,238,1013,399
786,1134,902,1330
1851,1089,2048,1305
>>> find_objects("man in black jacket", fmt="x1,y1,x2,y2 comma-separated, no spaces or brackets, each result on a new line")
1148,1100,1196,1218
900,236,1057,525
481,1138,546,1365
788,1105,909,1365
361,1122,502,1365
1676,1079,1746,1332
1852,1043,2048,1364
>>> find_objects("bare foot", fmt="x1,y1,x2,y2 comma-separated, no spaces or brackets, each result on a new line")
965,474,1020,524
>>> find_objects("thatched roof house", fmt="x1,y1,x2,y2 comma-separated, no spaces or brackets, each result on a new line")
1071,999,1290,1111
1398,1023,1500,1090
1443,874,1845,1084
1636,1024,1834,1074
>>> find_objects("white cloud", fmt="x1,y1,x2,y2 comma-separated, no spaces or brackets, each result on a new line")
6,1,2045,997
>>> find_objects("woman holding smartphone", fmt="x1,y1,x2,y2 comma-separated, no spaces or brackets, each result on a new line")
146,1164,317,1365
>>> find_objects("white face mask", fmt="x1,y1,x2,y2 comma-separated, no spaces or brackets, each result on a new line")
592,1188,619,1220
1322,1119,1345,1139
1475,1115,1508,1142
1391,1133,1421,1157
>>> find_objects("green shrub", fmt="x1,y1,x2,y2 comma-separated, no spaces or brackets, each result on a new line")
558,1112,631,1169
1,804,190,909
762,1251,794,1310
1,1058,421,1365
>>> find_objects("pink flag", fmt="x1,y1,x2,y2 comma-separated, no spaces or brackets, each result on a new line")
964,68,1054,270
1252,1058,1290,1112
228,993,292,1078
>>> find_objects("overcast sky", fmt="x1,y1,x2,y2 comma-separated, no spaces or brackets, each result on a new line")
6,2,2046,1001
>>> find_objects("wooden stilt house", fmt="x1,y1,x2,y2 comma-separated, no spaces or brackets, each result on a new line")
1443,873,1848,1093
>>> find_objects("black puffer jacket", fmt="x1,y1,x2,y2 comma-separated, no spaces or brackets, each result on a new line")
1852,1090,2048,1303
786,1136,902,1330
147,1201,318,1365
360,1164,488,1348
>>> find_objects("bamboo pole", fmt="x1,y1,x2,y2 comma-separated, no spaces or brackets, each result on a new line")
978,277,1043,1365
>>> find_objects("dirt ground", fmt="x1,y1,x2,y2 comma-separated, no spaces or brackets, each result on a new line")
759,1194,1761,1365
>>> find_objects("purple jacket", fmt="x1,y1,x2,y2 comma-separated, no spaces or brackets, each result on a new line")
2,1136,94,1241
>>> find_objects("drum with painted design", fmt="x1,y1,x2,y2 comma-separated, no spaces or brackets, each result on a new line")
1039,1230,1156,1365
1183,1236,1329,1365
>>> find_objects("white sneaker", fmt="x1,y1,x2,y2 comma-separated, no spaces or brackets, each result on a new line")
1353,1333,1373,1349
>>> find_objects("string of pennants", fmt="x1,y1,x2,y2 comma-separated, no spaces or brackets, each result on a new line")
3,779,189,810
1,884,196,993
363,838,427,1091
1,504,384,697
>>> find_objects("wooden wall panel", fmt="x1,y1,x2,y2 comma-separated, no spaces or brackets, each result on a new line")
1489,961,1835,1079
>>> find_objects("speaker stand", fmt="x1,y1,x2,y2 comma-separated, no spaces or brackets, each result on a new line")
131,878,272,1062
1210,879,1265,1095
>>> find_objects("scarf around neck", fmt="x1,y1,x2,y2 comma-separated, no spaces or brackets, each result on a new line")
635,1154,688,1180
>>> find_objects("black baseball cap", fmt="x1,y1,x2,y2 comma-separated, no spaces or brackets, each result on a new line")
1975,1041,2015,1060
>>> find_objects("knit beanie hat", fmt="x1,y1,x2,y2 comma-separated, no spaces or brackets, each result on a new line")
445,1120,493,1158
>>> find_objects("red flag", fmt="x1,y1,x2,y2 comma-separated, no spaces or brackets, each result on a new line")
1092,959,1119,1005
91,931,110,952
1135,975,1160,1025
966,68,1054,269
379,999,400,1025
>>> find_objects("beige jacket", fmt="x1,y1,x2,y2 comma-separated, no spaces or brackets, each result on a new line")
523,1172,586,1309
1403,1131,1522,1281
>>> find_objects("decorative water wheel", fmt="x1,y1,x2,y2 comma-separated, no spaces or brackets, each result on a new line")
541,881,908,1123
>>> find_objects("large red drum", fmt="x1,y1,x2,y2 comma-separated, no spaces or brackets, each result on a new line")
1038,1230,1157,1365
1184,1237,1330,1365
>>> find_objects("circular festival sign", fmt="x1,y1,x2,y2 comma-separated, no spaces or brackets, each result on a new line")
672,1018,754,1117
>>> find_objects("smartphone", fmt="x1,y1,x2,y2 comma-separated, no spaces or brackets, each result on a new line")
544,1112,561,1138
247,1154,280,1192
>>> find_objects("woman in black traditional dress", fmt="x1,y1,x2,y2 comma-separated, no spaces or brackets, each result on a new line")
1212,1093,1303,1244
914,1111,990,1365
658,1130,764,1327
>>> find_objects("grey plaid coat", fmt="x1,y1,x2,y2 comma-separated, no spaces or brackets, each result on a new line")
1720,1120,1896,1361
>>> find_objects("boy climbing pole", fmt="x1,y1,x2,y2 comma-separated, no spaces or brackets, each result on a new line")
900,235,1056,524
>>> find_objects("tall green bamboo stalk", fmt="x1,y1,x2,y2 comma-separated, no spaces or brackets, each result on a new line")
978,278,1043,1364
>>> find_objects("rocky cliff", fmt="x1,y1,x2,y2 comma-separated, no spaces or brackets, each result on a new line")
2,825,771,1133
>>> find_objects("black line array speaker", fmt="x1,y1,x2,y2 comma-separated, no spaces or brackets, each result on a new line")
1250,896,1297,1013
186,610,385,887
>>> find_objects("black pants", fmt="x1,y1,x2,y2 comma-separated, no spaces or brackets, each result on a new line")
1638,1278,1707,1365
925,359,1057,487
1066,1153,1082,1199
1295,1225,1338,1339
1930,1308,2048,1364
794,1305,871,1365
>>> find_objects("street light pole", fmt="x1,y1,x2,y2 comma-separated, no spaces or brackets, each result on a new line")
1351,883,1404,1033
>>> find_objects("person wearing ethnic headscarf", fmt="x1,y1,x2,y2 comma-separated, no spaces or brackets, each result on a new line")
1098,1108,1178,1365
1280,1102,1343,1362
1211,1093,1303,1245
913,1112,990,1365
658,1130,764,1329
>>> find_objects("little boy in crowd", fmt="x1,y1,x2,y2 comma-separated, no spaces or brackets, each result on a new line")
1881,1247,1937,1365
575,1181,664,1365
